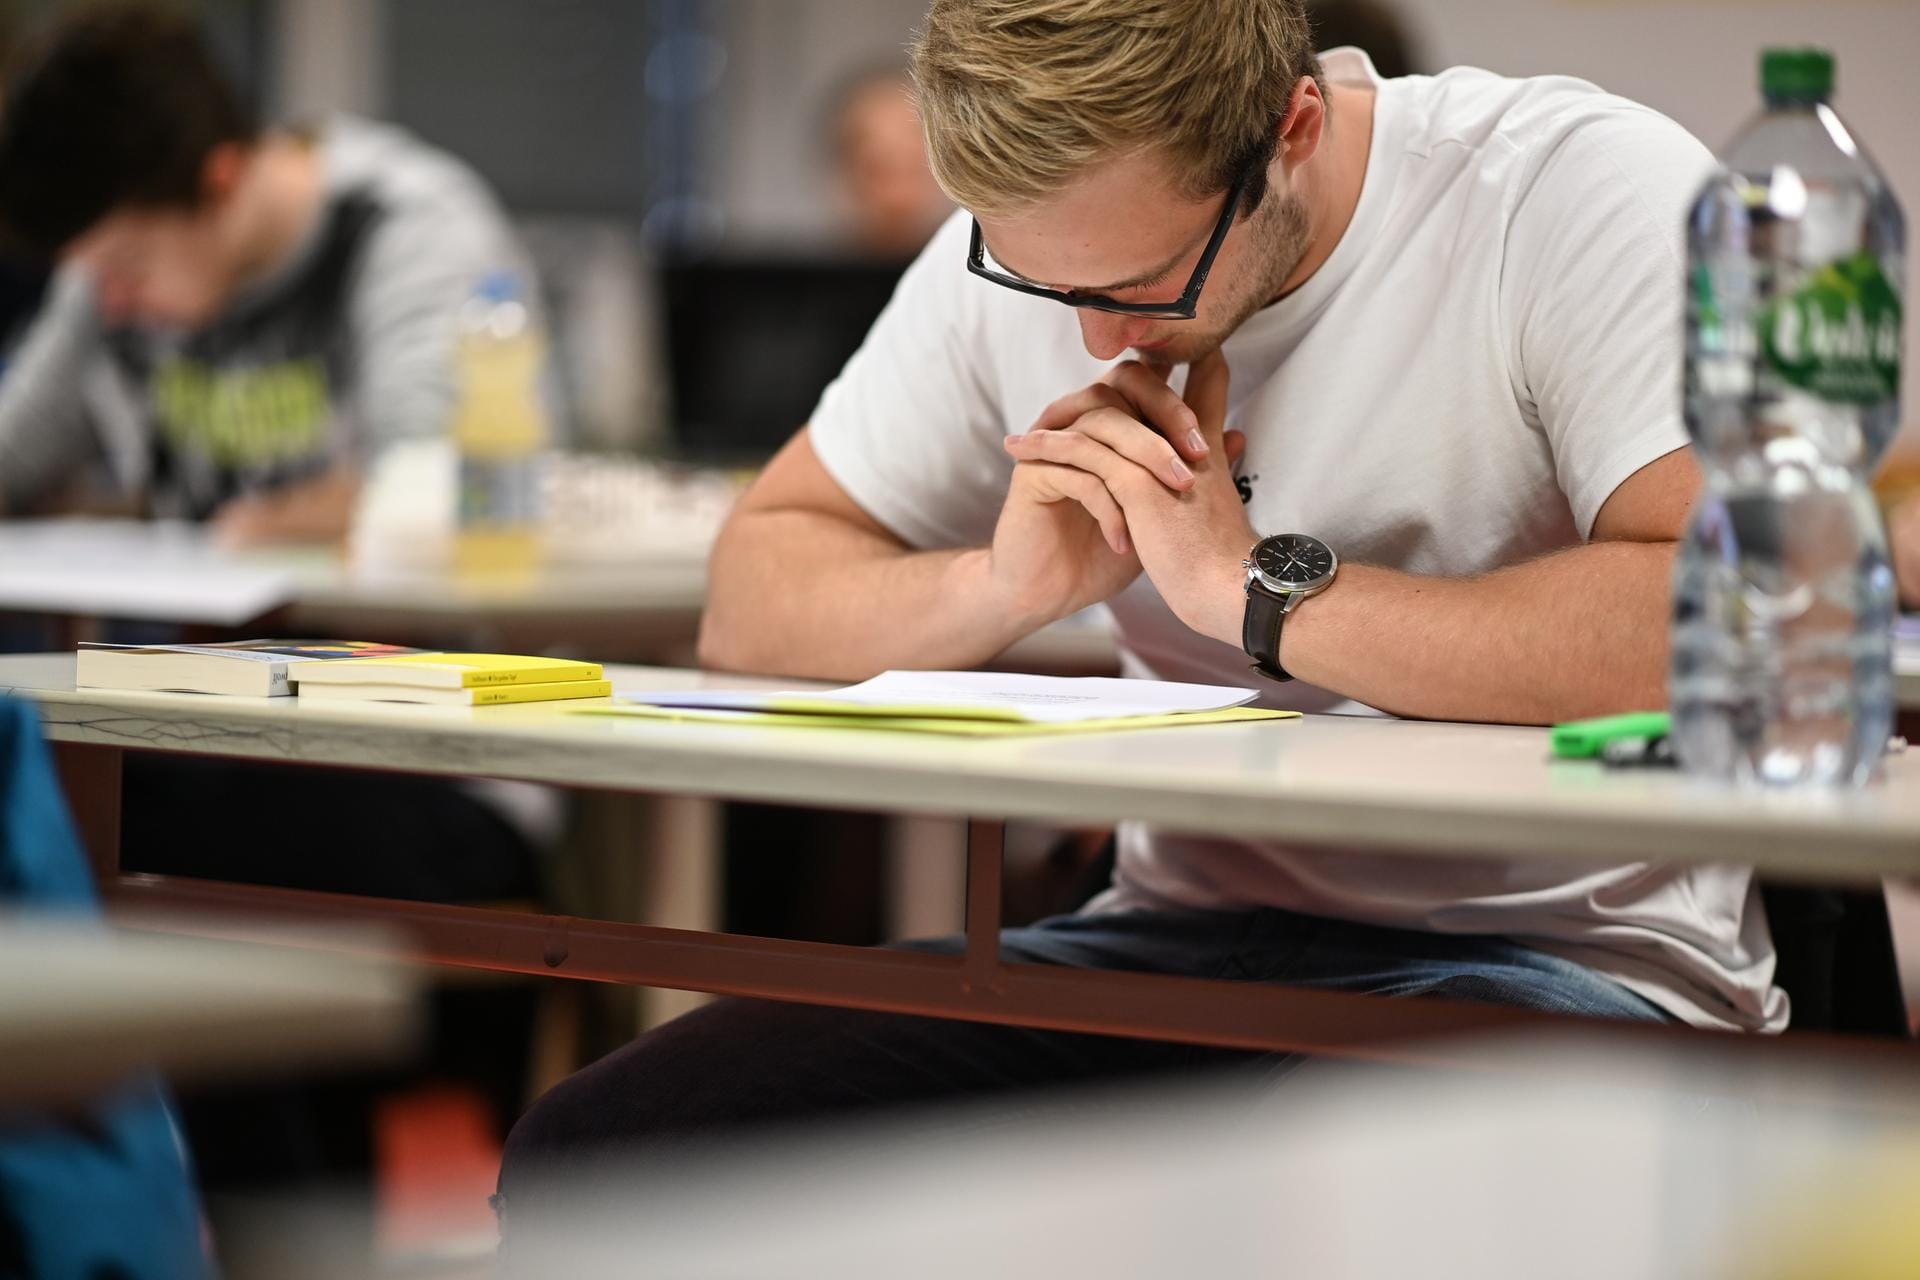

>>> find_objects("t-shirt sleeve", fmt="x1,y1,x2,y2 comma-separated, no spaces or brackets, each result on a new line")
1501,105,1716,538
0,269,105,511
808,213,1014,551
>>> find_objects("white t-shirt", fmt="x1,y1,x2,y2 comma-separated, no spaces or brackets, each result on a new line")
809,48,1786,1032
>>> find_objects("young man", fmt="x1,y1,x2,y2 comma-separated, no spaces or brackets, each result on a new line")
0,3,534,541
502,0,1778,1211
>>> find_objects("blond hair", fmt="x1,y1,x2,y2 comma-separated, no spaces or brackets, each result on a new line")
911,0,1322,218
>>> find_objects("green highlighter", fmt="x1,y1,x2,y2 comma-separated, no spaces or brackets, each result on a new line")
1550,711,1673,760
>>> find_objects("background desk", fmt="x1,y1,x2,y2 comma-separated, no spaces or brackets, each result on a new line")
11,655,1920,1065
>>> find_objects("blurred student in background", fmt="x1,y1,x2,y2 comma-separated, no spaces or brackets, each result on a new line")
0,4,554,1242
829,66,952,260
0,2,536,545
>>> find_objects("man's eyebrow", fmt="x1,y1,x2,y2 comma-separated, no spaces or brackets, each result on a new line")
982,233,1199,295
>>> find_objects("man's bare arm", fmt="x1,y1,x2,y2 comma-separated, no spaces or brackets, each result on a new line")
698,428,1033,680
1277,449,1701,724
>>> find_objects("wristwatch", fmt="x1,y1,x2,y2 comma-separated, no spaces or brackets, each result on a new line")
1241,533,1338,682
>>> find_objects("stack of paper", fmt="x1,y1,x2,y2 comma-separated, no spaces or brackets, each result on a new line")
0,519,298,625
587,671,1297,737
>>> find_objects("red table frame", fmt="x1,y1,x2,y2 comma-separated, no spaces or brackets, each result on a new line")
49,739,1920,1076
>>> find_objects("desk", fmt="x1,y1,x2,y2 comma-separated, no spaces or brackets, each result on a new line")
0,516,1119,671
0,920,417,1107
12,654,1920,1063
506,1031,1920,1280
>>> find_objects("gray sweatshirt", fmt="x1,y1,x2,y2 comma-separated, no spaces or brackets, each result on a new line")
0,116,535,519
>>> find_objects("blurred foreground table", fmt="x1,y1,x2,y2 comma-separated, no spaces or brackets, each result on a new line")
0,918,418,1107
497,1029,1920,1280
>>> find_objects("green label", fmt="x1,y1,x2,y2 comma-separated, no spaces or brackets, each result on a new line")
1761,250,1903,403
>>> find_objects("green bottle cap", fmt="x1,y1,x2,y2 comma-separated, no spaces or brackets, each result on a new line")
1761,47,1835,104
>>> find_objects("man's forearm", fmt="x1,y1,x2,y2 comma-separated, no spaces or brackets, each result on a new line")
699,510,1038,681
1268,541,1677,725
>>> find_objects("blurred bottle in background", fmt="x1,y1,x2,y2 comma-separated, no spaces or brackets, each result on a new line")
1672,48,1905,787
452,271,552,579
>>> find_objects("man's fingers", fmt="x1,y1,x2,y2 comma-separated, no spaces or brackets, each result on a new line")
1224,429,1248,469
1030,383,1131,433
1006,407,1191,494
1020,461,1131,555
1029,362,1209,463
1105,360,1208,461
1183,350,1232,449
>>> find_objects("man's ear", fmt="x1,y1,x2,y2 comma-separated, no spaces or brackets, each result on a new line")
1276,75,1327,172
198,142,248,207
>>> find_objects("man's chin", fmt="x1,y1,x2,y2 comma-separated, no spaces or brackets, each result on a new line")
1131,337,1220,367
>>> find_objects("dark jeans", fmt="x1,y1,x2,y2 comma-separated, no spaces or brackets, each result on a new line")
499,905,1666,1227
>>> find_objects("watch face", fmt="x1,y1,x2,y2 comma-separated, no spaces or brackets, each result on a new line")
1253,534,1337,591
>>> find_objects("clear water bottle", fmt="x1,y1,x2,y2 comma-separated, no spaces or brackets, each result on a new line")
1672,48,1905,787
452,271,553,578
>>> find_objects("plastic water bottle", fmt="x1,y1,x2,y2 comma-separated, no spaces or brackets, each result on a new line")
1671,48,1905,787
452,271,552,578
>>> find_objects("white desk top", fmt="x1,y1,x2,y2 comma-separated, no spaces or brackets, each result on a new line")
7,655,1919,881
0,919,417,1106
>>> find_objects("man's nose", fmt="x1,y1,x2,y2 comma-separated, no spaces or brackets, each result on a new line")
1077,309,1154,361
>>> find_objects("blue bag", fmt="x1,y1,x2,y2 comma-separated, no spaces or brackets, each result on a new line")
0,699,209,1279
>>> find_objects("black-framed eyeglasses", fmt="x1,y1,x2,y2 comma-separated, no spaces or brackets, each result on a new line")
965,159,1256,321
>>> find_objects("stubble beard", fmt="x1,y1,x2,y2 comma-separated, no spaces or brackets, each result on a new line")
1148,188,1314,367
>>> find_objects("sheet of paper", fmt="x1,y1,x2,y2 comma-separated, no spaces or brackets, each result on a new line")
0,519,297,625
581,703,1297,737
618,670,1261,725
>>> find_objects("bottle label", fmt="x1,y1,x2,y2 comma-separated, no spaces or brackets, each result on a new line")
1760,250,1903,403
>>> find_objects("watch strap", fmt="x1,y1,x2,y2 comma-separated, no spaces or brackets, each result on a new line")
1242,584,1293,682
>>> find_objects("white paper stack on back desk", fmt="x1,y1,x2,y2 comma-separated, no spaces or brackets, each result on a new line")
0,519,300,624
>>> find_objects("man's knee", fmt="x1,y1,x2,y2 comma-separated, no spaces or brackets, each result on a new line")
503,996,770,1199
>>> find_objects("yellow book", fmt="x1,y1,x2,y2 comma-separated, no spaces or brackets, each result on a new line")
299,678,613,707
291,652,603,691
575,704,1296,737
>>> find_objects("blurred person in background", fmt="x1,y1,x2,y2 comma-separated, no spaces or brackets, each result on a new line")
0,2,537,545
829,66,953,260
0,6,556,1256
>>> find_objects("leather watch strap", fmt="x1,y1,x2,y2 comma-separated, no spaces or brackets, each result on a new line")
1242,585,1293,682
